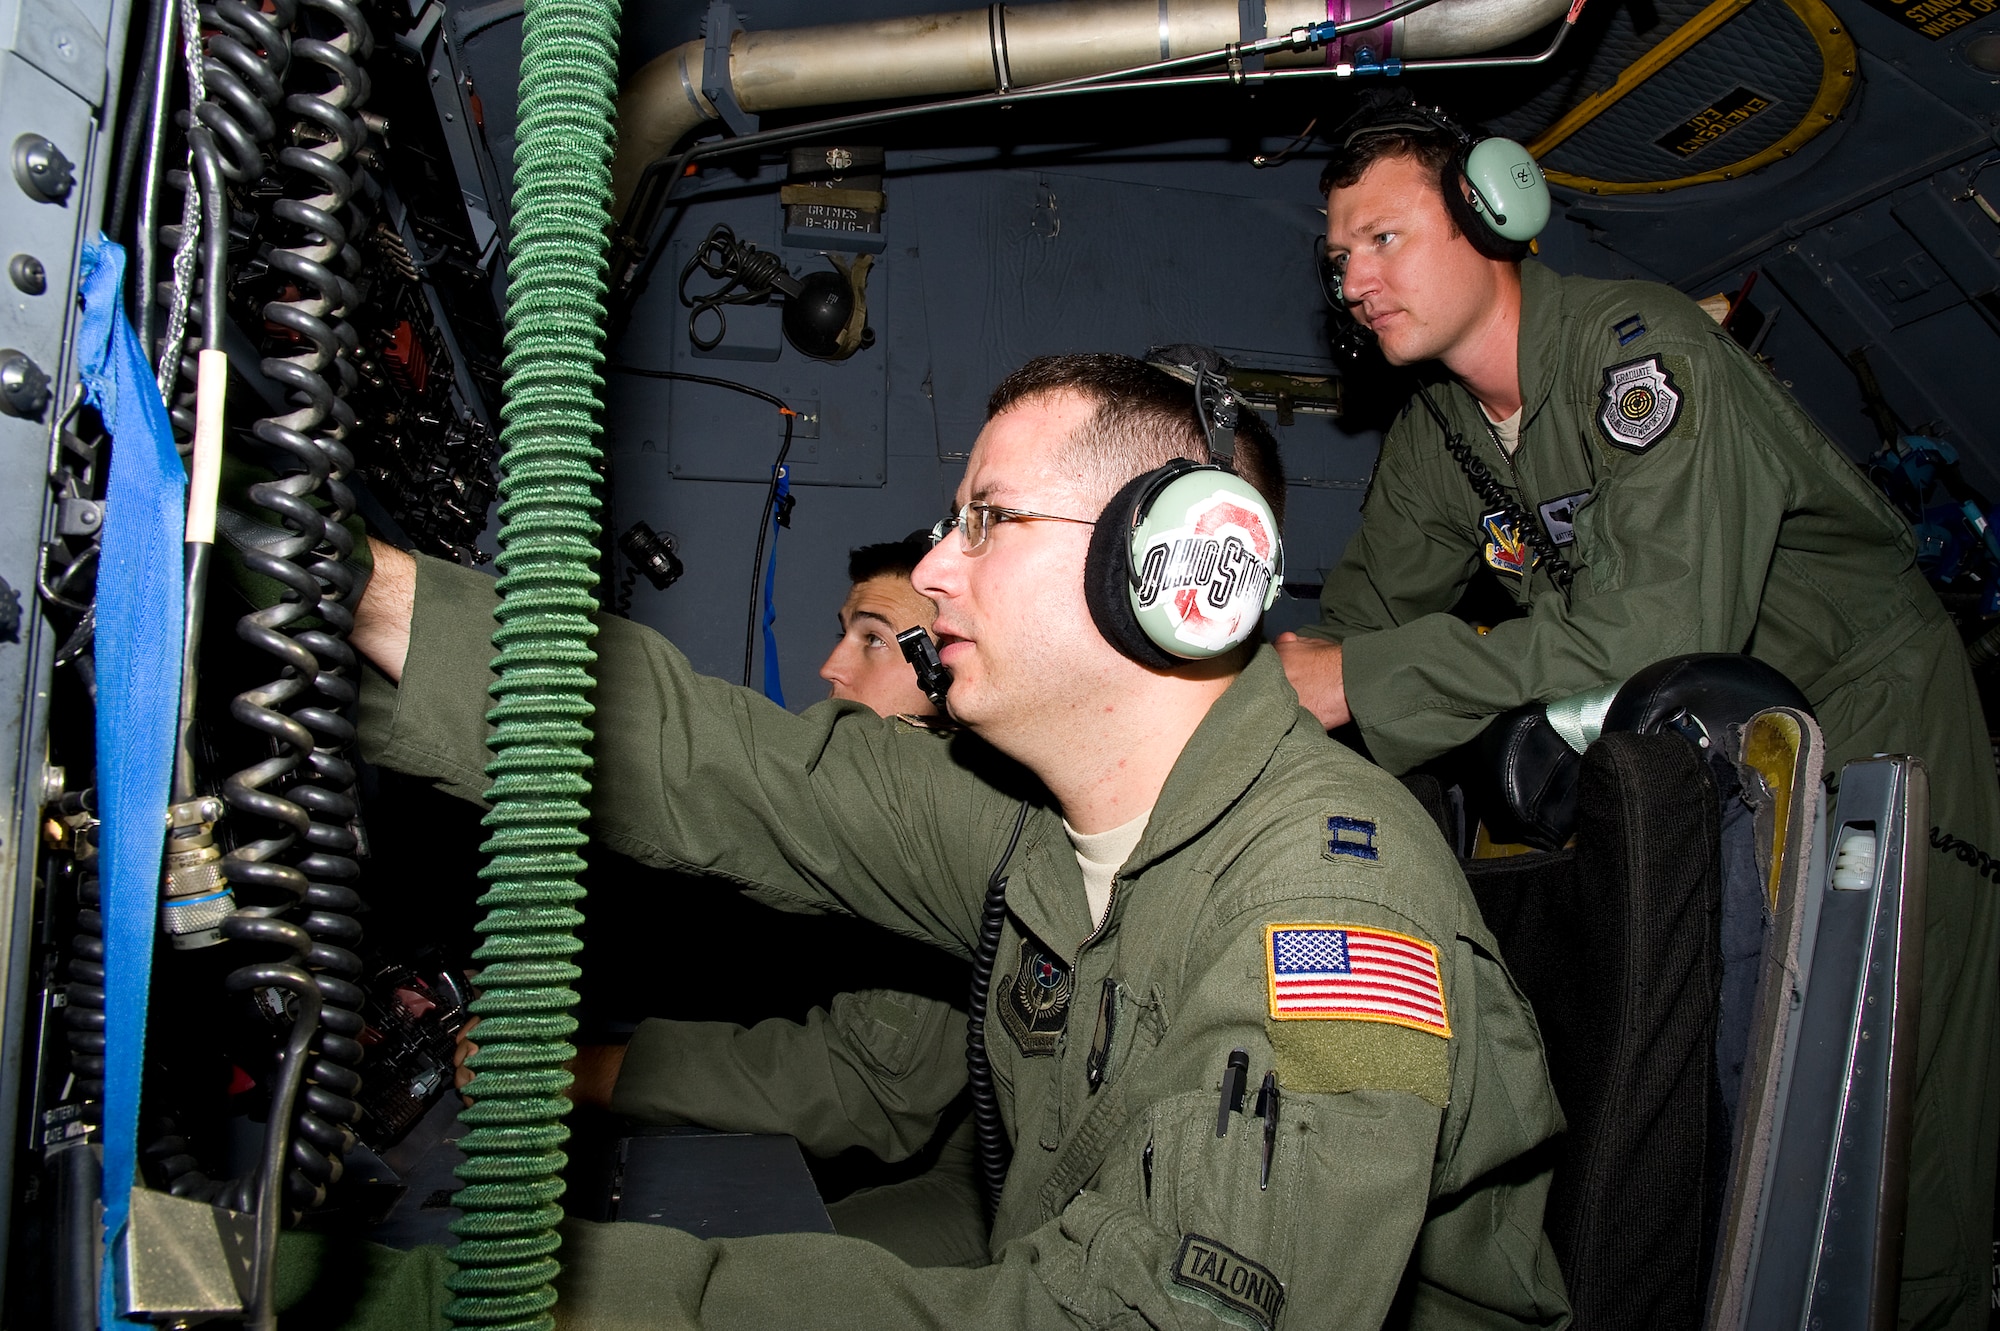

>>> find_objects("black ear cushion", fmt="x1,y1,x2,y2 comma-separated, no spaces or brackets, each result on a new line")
1085,470,1182,670
1480,703,1583,851
1442,157,1532,263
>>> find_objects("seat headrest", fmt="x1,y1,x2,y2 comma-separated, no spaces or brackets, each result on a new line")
1480,653,1814,851
1602,653,1813,751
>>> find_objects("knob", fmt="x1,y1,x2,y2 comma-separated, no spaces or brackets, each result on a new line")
12,135,75,204
0,350,52,420
8,254,46,295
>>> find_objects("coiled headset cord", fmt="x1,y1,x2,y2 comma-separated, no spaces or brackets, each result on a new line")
1931,826,2000,883
1414,387,1575,593
966,802,1030,1220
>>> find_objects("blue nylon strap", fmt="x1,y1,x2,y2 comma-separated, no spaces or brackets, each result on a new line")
77,235,188,1329
761,464,789,706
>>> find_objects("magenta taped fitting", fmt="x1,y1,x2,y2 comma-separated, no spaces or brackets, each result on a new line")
1326,0,1394,63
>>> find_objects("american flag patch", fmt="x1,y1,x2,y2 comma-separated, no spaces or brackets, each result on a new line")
1264,924,1450,1037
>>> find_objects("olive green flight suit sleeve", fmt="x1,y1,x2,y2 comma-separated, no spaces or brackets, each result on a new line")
279,832,1566,1329
609,990,968,1162
357,555,1028,954
1304,408,1486,644
1311,332,1800,775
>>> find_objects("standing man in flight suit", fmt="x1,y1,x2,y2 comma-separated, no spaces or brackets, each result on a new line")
312,354,1571,1328
1274,100,2000,1330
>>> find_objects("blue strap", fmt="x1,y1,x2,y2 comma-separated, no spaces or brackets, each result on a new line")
760,464,789,707
77,235,187,1329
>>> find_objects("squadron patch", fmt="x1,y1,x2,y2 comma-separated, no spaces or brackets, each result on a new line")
1265,924,1451,1037
1538,489,1591,548
998,935,1074,1057
1479,510,1536,579
1169,1235,1285,1331
1598,356,1683,453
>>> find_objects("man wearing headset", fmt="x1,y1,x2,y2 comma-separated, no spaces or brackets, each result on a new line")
305,354,1570,1328
1275,97,2000,1329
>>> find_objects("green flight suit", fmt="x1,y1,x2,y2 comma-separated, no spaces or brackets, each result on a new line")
611,991,987,1268
1300,258,2000,1329
312,554,1572,1330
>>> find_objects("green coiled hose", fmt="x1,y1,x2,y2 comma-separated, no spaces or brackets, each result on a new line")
446,0,621,1326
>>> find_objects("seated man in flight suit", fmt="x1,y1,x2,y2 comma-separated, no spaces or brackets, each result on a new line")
321,353,1571,1329
569,534,987,1269
1274,98,2000,1329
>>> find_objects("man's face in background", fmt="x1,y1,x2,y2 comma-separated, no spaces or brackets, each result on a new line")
819,572,940,717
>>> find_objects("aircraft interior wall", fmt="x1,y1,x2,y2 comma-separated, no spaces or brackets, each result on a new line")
1,0,1997,1321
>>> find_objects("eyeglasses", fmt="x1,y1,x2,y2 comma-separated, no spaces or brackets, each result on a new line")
929,501,1095,555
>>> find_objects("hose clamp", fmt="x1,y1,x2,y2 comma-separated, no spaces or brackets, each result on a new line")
700,0,760,136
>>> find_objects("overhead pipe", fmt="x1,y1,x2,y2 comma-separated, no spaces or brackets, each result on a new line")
610,0,1574,221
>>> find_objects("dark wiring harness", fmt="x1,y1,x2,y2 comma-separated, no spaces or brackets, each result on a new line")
966,803,1031,1218
607,366,795,686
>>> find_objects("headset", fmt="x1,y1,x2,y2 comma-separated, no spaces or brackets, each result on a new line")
1323,99,1550,293
1084,370,1284,669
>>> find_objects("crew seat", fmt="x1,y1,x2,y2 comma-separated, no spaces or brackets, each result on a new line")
1434,655,1924,1331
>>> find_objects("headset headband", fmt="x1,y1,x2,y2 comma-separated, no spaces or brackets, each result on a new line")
1336,103,1470,151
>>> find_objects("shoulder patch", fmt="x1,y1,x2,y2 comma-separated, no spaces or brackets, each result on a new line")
1264,924,1450,1036
1323,815,1380,864
1612,313,1647,346
1598,355,1684,453
1169,1234,1285,1331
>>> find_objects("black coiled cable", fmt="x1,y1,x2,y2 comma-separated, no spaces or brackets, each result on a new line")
677,224,799,351
965,803,1030,1219
241,0,377,1214
61,840,106,1115
161,0,299,441
1930,826,2000,883
143,0,374,1233
56,841,105,1331
1414,386,1575,593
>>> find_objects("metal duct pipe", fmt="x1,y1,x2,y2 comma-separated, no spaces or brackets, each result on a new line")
610,0,1571,219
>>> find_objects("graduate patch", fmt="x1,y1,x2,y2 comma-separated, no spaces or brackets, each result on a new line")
1265,924,1450,1036
1169,1234,1285,1331
1480,510,1535,579
999,935,1074,1057
1598,356,1683,452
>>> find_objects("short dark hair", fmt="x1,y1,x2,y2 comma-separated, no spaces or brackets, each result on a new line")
1317,122,1458,202
984,354,1286,527
848,532,932,586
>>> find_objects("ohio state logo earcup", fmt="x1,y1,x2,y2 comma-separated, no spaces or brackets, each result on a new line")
1086,463,1283,668
1130,472,1281,655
